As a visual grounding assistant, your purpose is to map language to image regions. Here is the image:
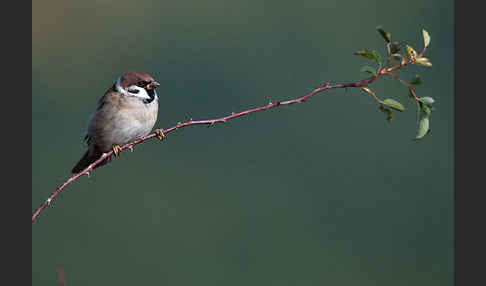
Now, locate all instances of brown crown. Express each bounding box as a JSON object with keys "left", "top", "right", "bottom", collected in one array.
[{"left": 118, "top": 71, "right": 155, "bottom": 88}]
